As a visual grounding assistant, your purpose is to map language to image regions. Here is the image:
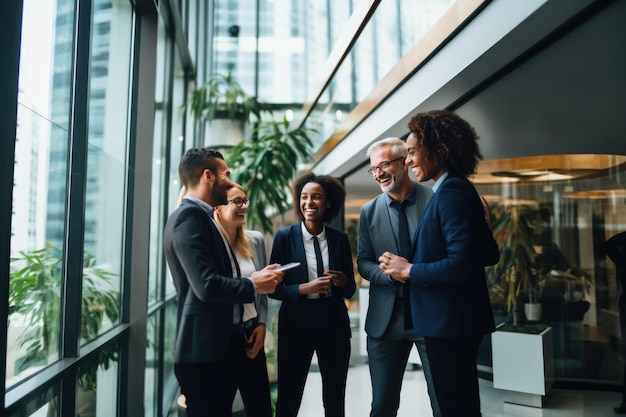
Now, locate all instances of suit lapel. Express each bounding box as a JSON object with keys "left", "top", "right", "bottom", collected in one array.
[
  {"left": 412, "top": 182, "right": 438, "bottom": 254},
  {"left": 326, "top": 229, "right": 338, "bottom": 270},
  {"left": 376, "top": 195, "right": 398, "bottom": 254},
  {"left": 291, "top": 223, "right": 308, "bottom": 283}
]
